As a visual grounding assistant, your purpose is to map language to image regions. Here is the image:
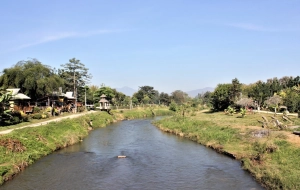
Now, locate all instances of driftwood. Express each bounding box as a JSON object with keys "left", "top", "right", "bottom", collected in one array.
[
  {"left": 282, "top": 115, "right": 293, "bottom": 123},
  {"left": 258, "top": 116, "right": 286, "bottom": 130},
  {"left": 271, "top": 116, "right": 286, "bottom": 130},
  {"left": 258, "top": 116, "right": 269, "bottom": 128}
]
